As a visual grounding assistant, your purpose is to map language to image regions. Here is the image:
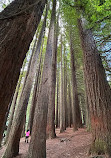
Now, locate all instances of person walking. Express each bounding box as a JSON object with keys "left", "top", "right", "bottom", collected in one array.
[{"left": 25, "top": 129, "right": 30, "bottom": 143}]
